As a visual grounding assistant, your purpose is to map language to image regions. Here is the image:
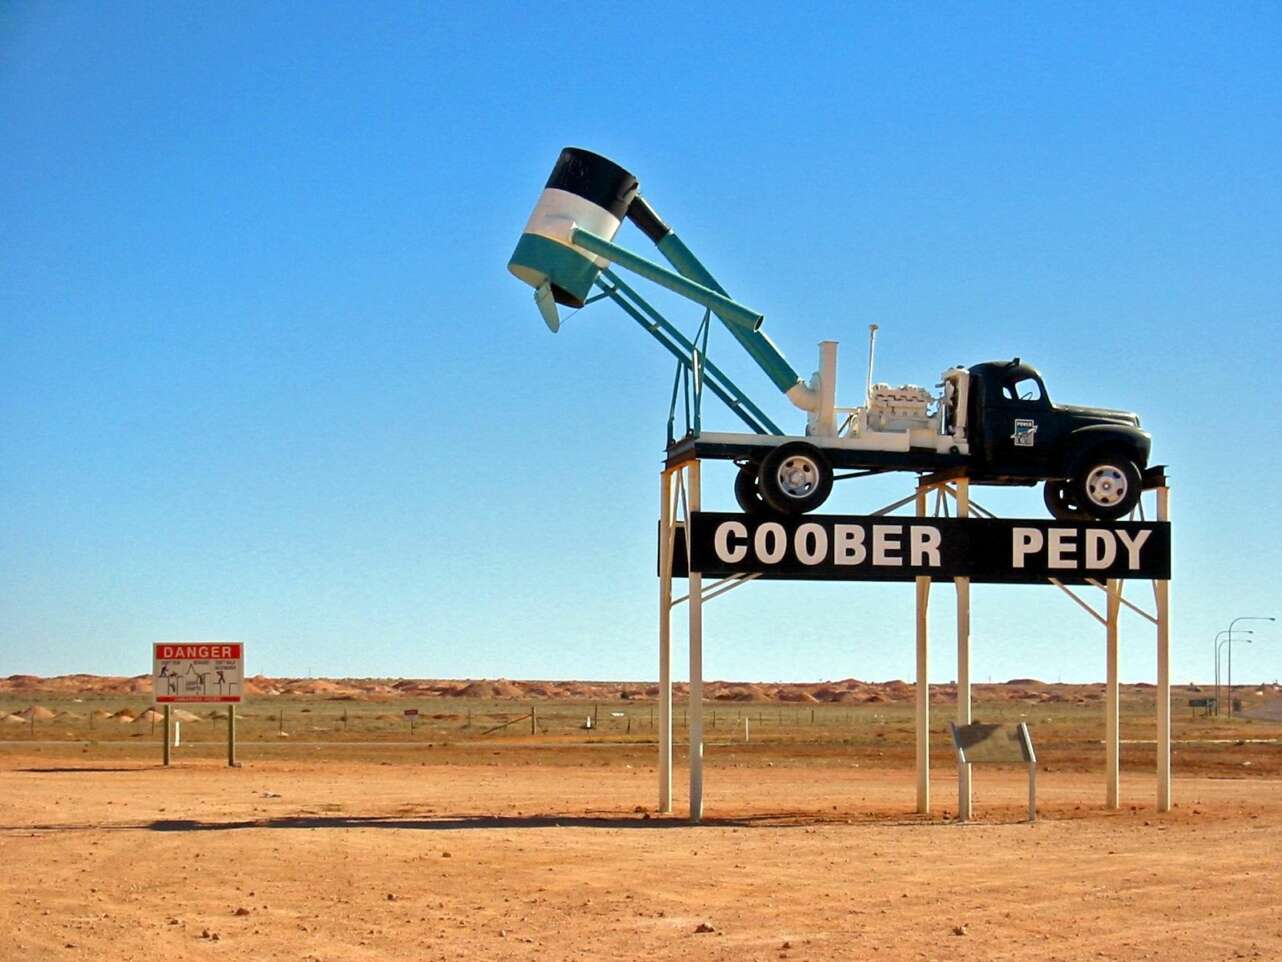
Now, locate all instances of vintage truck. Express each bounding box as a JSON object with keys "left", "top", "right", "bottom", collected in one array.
[
  {"left": 683, "top": 356, "right": 1153, "bottom": 521},
  {"left": 508, "top": 147, "right": 1157, "bottom": 522}
]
